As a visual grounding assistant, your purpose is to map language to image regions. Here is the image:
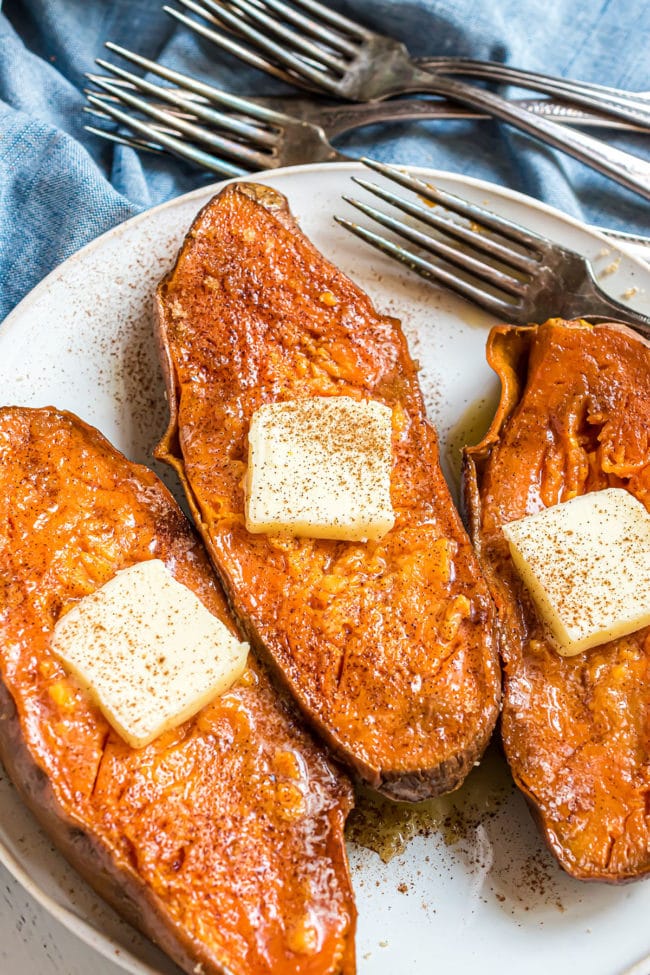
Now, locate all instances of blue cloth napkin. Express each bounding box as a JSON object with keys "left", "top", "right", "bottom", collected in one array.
[{"left": 1, "top": 0, "right": 649, "bottom": 321}]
